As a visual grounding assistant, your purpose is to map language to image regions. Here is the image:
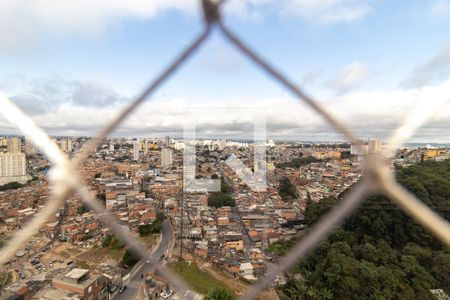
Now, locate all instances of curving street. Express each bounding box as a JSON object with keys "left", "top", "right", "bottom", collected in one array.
[{"left": 114, "top": 219, "right": 173, "bottom": 300}]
